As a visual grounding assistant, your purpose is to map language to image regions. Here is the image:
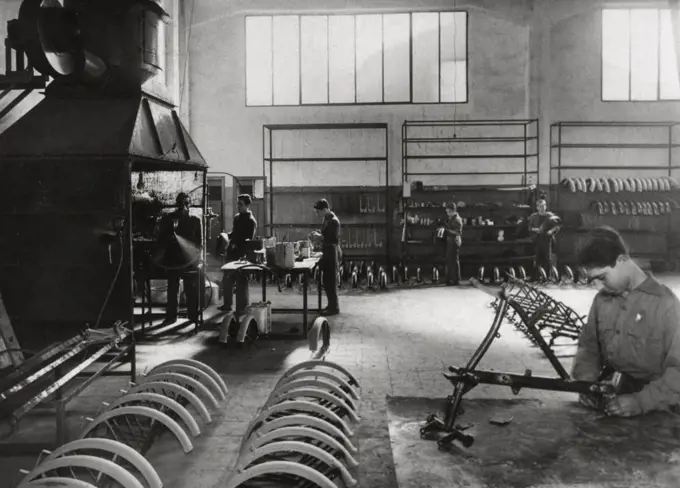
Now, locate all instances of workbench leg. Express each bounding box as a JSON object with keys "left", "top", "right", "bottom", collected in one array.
[
  {"left": 129, "top": 343, "right": 137, "bottom": 384},
  {"left": 54, "top": 365, "right": 65, "bottom": 447},
  {"left": 262, "top": 271, "right": 267, "bottom": 301},
  {"left": 303, "top": 271, "right": 309, "bottom": 337},
  {"left": 317, "top": 271, "right": 322, "bottom": 311}
]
